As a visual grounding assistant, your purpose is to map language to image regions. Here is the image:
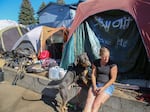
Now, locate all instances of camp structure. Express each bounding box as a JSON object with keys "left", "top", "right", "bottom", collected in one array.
[
  {"left": 0, "top": 20, "right": 28, "bottom": 52},
  {"left": 12, "top": 26, "right": 68, "bottom": 60},
  {"left": 60, "top": 0, "right": 150, "bottom": 80},
  {"left": 37, "top": 2, "right": 77, "bottom": 28}
]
